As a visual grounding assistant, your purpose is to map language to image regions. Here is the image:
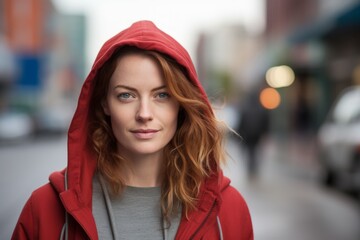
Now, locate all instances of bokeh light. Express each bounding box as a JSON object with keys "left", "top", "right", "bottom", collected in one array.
[
  {"left": 259, "top": 87, "right": 281, "bottom": 109},
  {"left": 265, "top": 65, "right": 295, "bottom": 88}
]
